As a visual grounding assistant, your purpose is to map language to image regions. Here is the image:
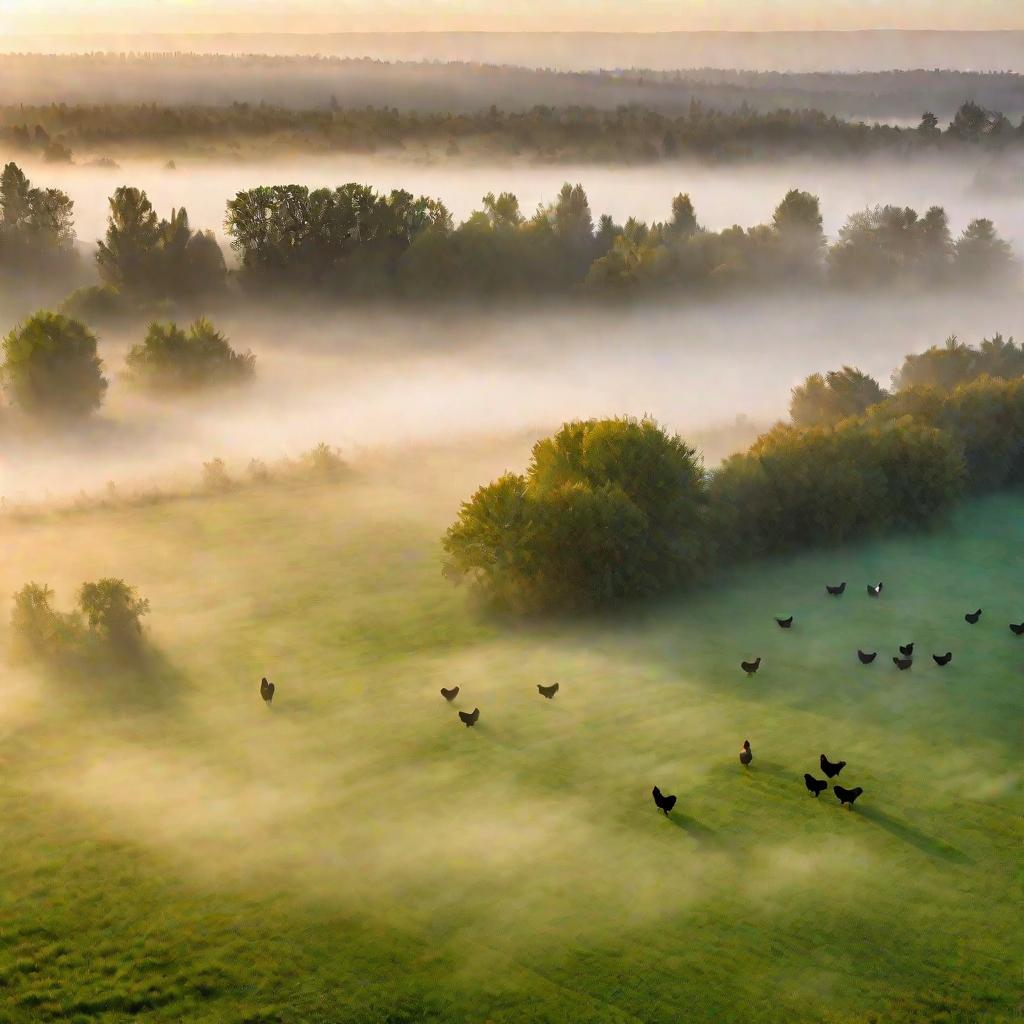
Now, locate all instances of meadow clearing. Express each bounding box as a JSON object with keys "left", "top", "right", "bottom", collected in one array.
[{"left": 0, "top": 439, "right": 1020, "bottom": 1024}]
